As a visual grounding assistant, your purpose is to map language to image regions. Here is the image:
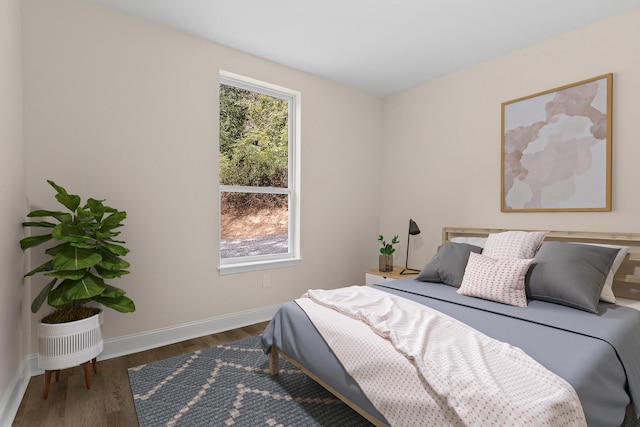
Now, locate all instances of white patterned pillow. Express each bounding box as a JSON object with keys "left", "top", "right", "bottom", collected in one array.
[
  {"left": 458, "top": 252, "right": 533, "bottom": 307},
  {"left": 483, "top": 231, "right": 547, "bottom": 259}
]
